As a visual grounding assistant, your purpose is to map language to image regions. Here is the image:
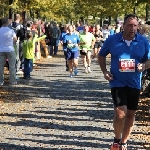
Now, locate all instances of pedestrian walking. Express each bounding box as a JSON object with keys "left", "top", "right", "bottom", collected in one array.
[{"left": 98, "top": 14, "right": 150, "bottom": 150}]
